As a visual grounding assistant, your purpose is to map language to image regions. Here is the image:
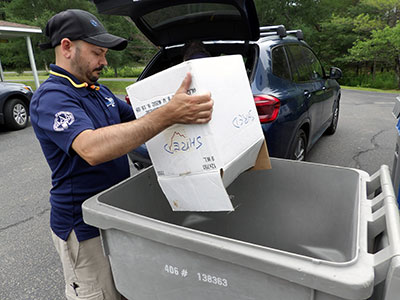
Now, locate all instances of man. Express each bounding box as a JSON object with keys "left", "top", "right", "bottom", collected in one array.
[{"left": 30, "top": 9, "right": 213, "bottom": 300}]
